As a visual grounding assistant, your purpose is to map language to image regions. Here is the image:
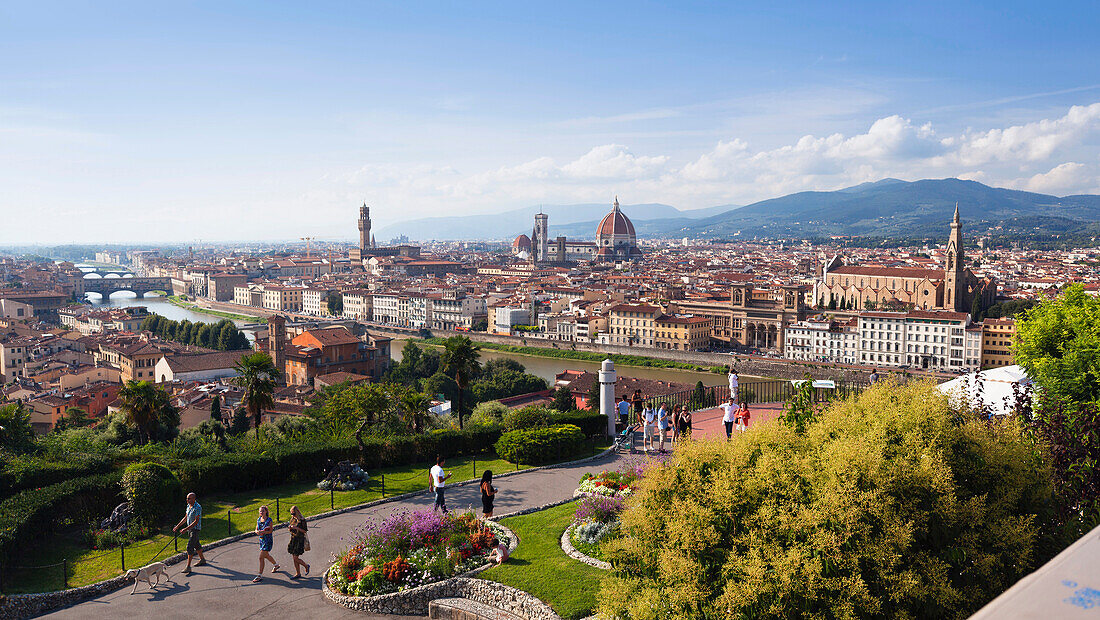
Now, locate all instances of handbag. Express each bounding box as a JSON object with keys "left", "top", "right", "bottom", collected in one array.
[{"left": 303, "top": 533, "right": 311, "bottom": 553}]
